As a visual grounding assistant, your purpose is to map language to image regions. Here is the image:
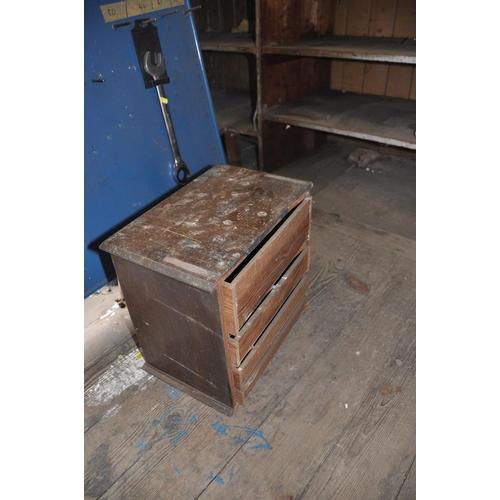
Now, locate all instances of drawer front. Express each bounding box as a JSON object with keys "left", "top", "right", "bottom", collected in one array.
[
  {"left": 220, "top": 197, "right": 311, "bottom": 334},
  {"left": 232, "top": 275, "right": 308, "bottom": 390},
  {"left": 228, "top": 247, "right": 310, "bottom": 367},
  {"left": 233, "top": 290, "right": 308, "bottom": 404}
]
